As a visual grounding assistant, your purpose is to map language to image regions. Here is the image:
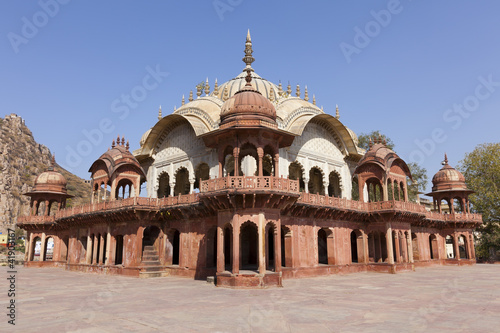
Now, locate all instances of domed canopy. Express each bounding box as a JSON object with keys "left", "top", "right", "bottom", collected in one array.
[
  {"left": 25, "top": 157, "right": 72, "bottom": 197},
  {"left": 354, "top": 140, "right": 412, "bottom": 179},
  {"left": 430, "top": 154, "right": 470, "bottom": 193},
  {"left": 219, "top": 70, "right": 277, "bottom": 129},
  {"left": 89, "top": 136, "right": 146, "bottom": 179}
]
